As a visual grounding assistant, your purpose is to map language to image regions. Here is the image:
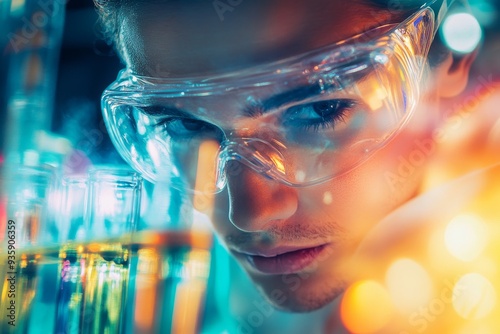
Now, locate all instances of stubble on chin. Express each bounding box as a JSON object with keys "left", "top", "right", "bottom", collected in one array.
[
  {"left": 288, "top": 284, "right": 347, "bottom": 313},
  {"left": 251, "top": 270, "right": 349, "bottom": 313}
]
